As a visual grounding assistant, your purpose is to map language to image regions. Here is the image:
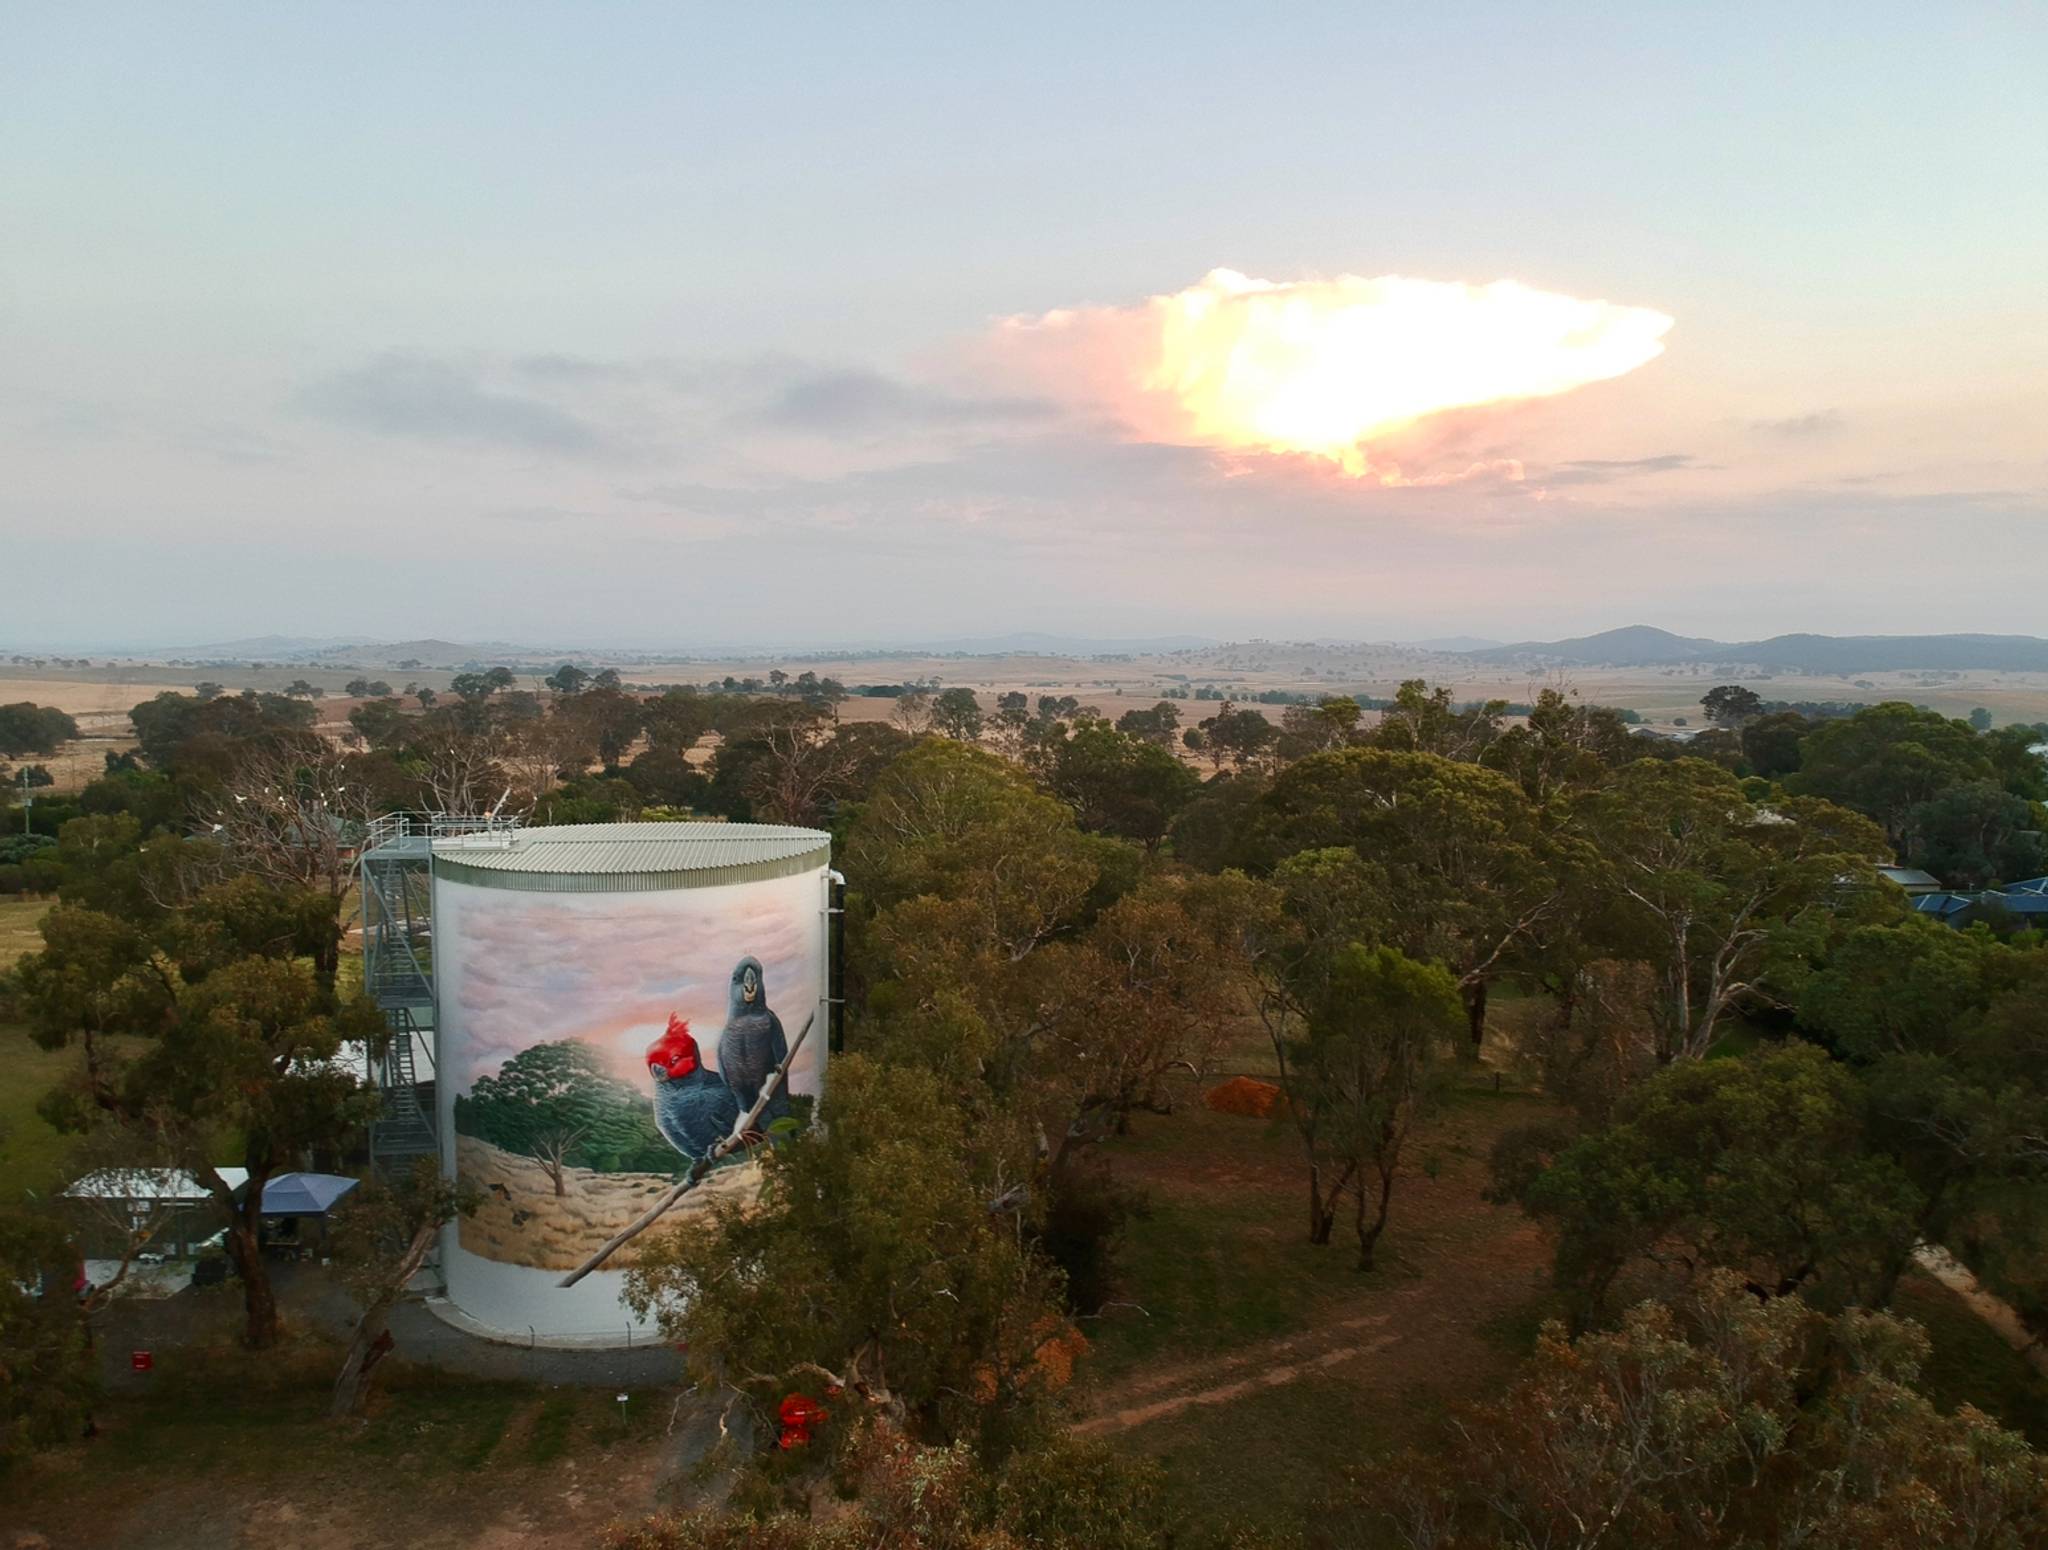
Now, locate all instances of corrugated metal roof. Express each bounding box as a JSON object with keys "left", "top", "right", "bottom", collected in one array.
[
  {"left": 1912, "top": 892, "right": 1977, "bottom": 917},
  {"left": 431, "top": 821, "right": 829, "bottom": 892}
]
